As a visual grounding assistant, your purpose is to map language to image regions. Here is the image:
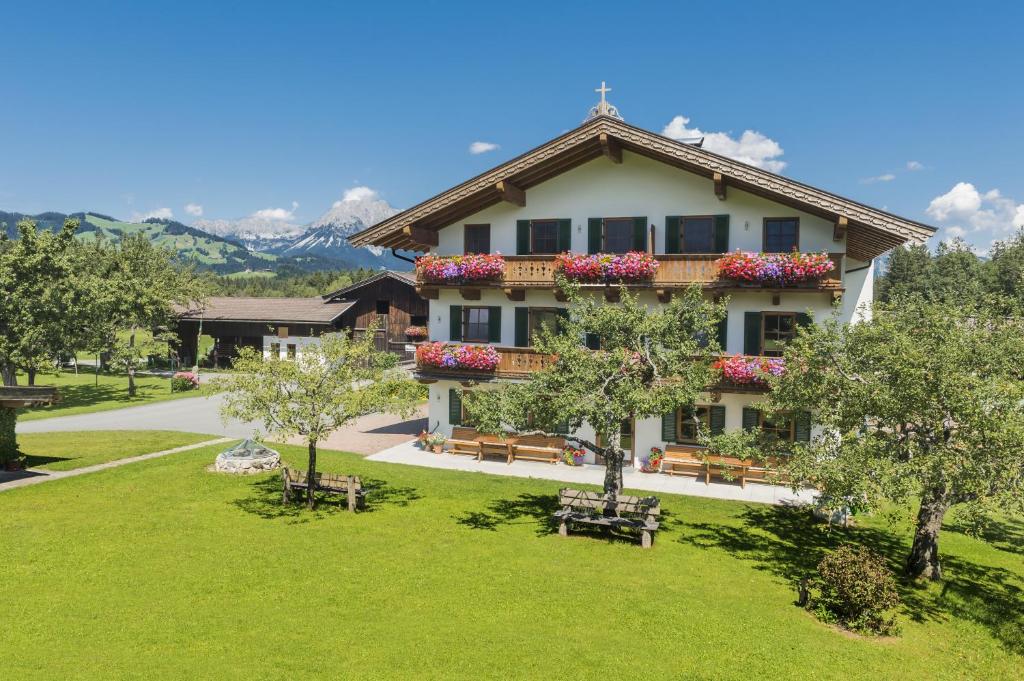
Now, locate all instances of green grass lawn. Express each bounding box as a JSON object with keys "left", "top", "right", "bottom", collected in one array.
[
  {"left": 17, "top": 370, "right": 211, "bottom": 421},
  {"left": 17, "top": 430, "right": 217, "bottom": 471},
  {"left": 0, "top": 440, "right": 1020, "bottom": 680}
]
